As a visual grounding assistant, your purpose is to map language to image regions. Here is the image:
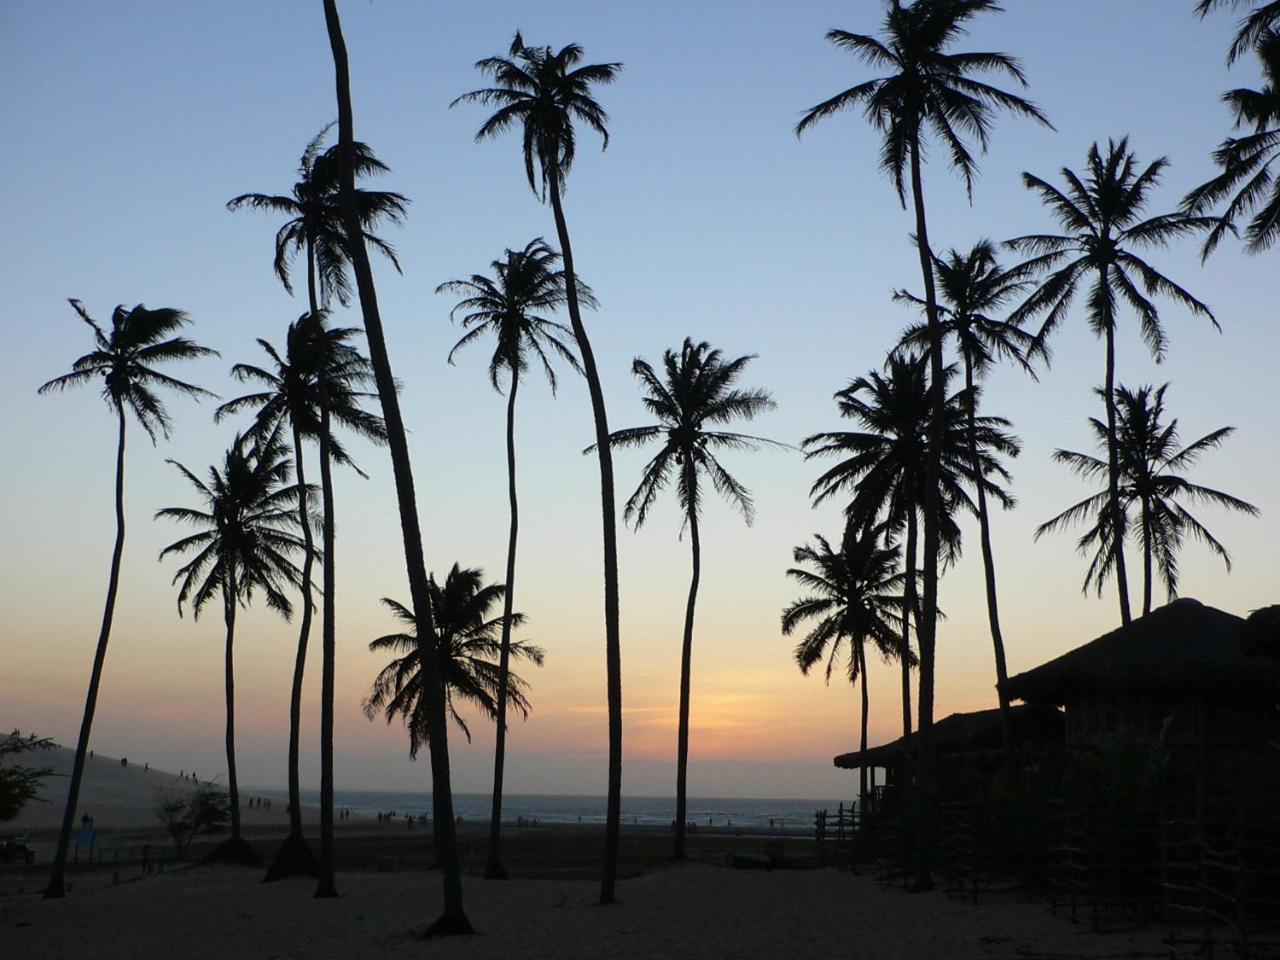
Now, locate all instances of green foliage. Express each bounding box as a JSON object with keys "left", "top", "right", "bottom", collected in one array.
[
  {"left": 154, "top": 781, "right": 231, "bottom": 855},
  {"left": 0, "top": 731, "right": 54, "bottom": 823}
]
